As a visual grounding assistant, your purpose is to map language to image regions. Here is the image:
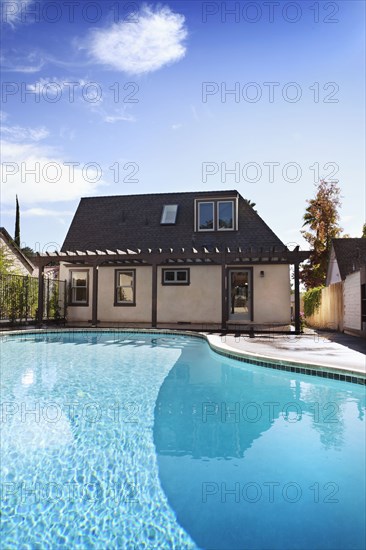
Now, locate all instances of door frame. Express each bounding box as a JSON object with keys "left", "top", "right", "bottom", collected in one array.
[{"left": 227, "top": 267, "right": 254, "bottom": 322}]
